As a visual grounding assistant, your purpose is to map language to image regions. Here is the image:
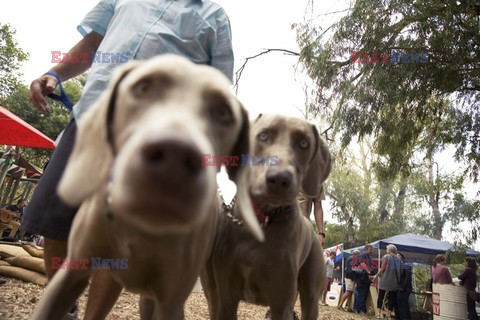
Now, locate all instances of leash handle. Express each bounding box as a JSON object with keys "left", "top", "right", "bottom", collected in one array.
[{"left": 44, "top": 71, "right": 74, "bottom": 110}]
